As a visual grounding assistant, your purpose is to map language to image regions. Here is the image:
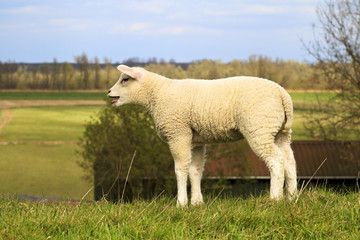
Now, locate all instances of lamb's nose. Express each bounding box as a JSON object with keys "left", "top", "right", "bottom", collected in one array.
[{"left": 108, "top": 90, "right": 111, "bottom": 94}]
